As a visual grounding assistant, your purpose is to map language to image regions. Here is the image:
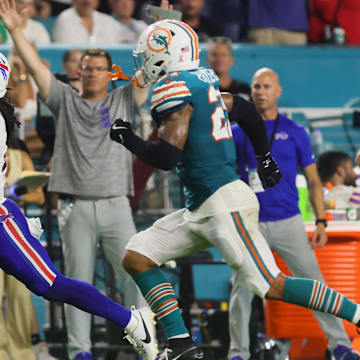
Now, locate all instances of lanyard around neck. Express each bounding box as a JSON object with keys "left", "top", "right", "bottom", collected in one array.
[{"left": 268, "top": 113, "right": 280, "bottom": 150}]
